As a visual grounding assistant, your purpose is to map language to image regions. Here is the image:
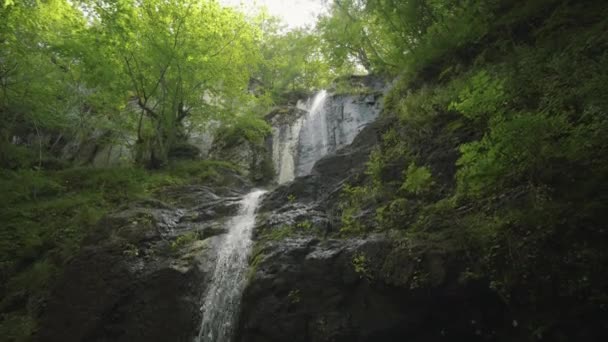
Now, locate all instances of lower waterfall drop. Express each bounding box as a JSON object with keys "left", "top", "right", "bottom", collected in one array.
[{"left": 195, "top": 189, "right": 267, "bottom": 342}]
